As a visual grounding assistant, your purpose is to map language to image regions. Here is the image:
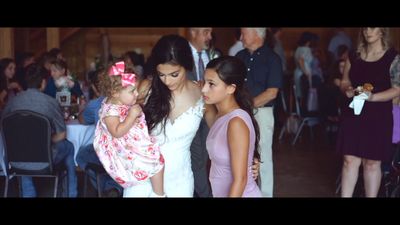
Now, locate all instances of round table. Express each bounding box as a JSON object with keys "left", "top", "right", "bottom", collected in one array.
[{"left": 66, "top": 120, "right": 96, "bottom": 165}]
